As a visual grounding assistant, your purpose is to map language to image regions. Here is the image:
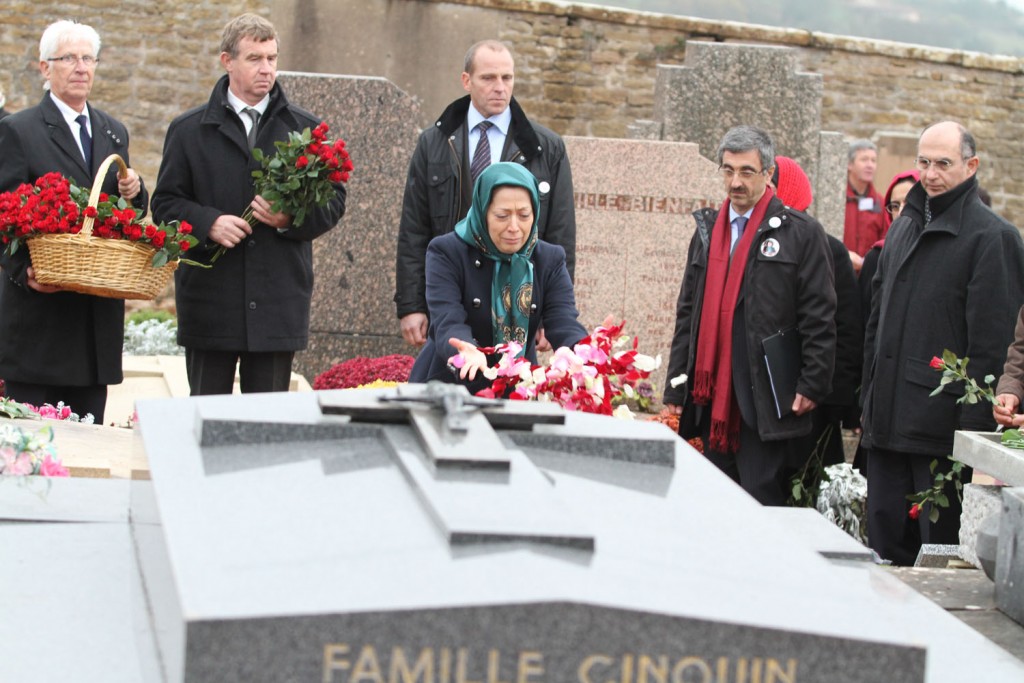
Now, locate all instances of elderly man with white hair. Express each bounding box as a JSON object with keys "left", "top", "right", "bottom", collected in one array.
[{"left": 0, "top": 19, "right": 147, "bottom": 422}]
